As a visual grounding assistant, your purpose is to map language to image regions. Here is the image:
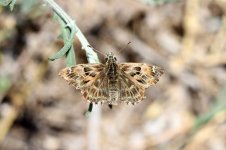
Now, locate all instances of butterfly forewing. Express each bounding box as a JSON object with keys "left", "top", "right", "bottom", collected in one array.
[
  {"left": 58, "top": 64, "right": 105, "bottom": 89},
  {"left": 119, "top": 63, "right": 164, "bottom": 88}
]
